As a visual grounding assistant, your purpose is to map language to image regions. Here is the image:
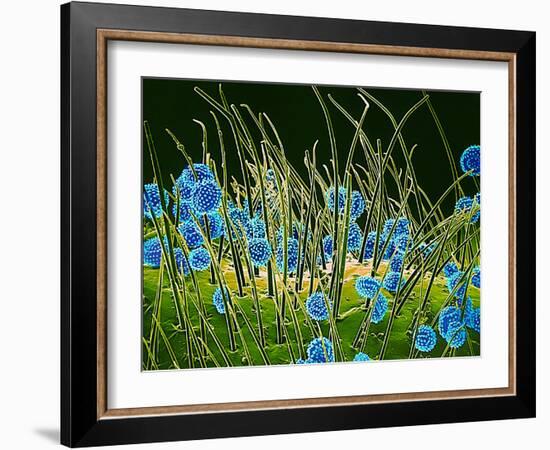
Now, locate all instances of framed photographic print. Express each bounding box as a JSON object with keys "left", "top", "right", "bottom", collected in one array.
[{"left": 61, "top": 1, "right": 536, "bottom": 447}]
